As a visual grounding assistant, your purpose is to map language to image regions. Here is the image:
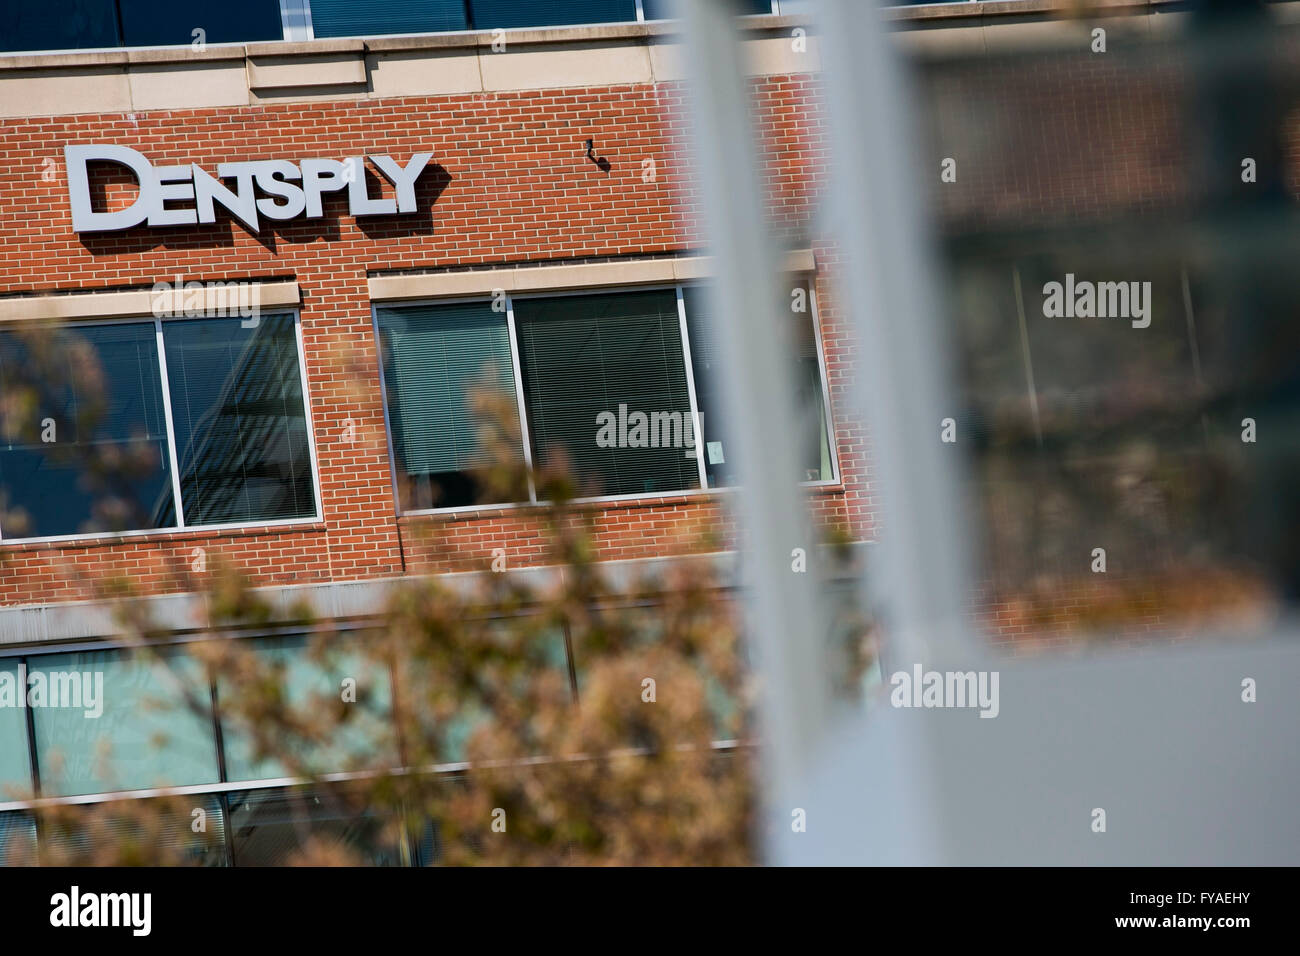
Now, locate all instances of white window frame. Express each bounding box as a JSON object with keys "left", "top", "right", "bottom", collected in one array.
[
  {"left": 0, "top": 309, "right": 323, "bottom": 545},
  {"left": 371, "top": 278, "right": 839, "bottom": 517}
]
